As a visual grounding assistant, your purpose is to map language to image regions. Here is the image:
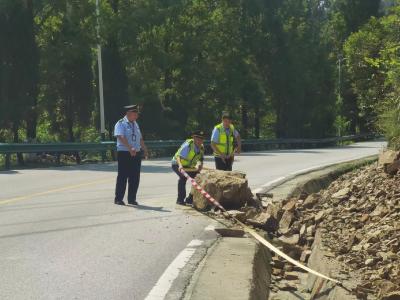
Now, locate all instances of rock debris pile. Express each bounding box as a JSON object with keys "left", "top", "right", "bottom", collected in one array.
[
  {"left": 199, "top": 151, "right": 400, "bottom": 298},
  {"left": 225, "top": 152, "right": 399, "bottom": 299},
  {"left": 315, "top": 163, "right": 400, "bottom": 299}
]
